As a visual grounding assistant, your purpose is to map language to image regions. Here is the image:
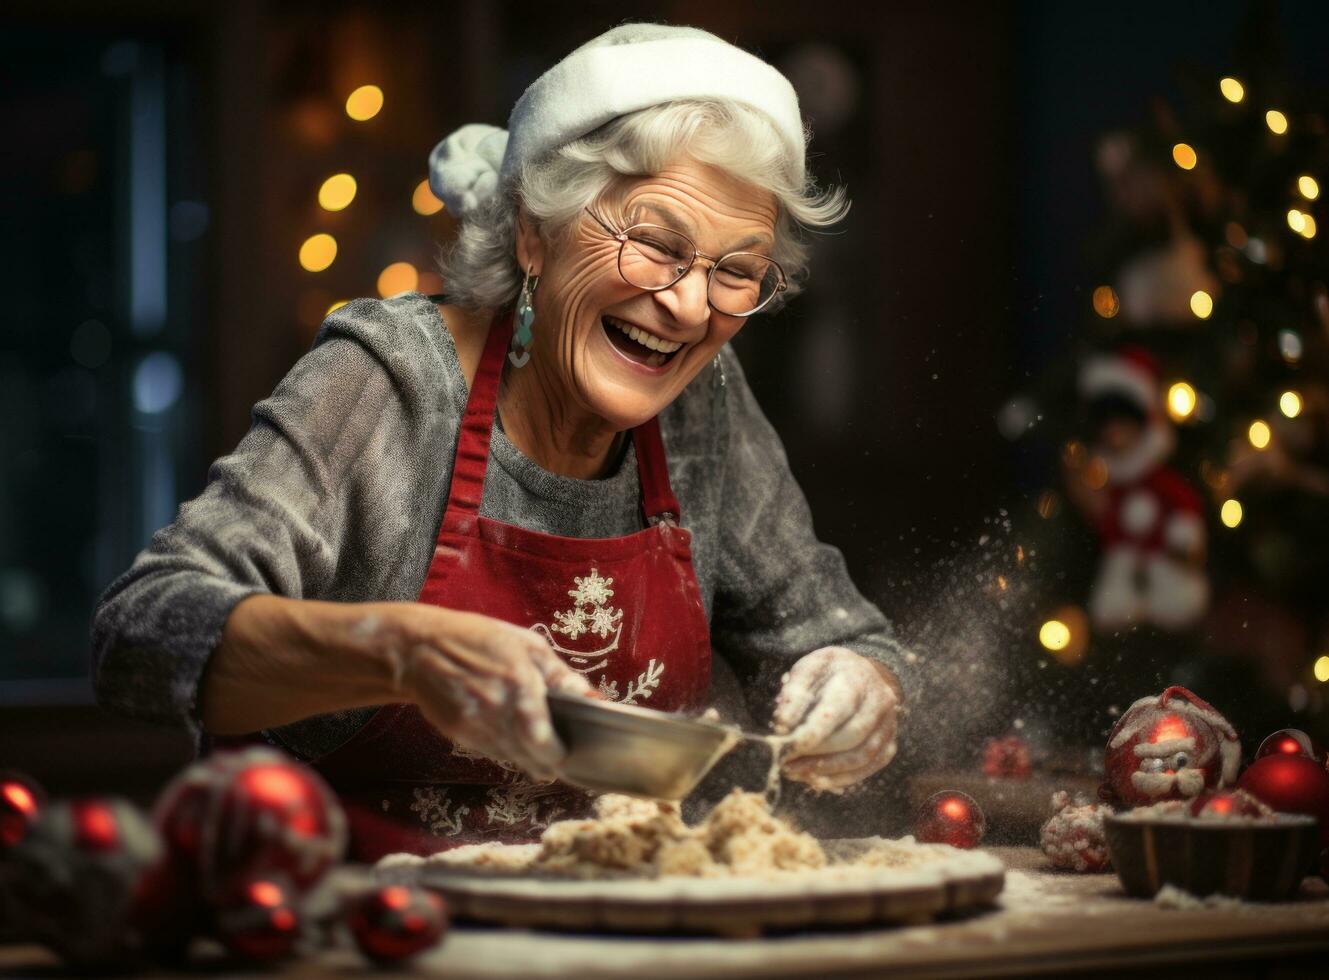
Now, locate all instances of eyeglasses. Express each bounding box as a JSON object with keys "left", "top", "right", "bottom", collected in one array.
[{"left": 584, "top": 207, "right": 787, "bottom": 317}]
